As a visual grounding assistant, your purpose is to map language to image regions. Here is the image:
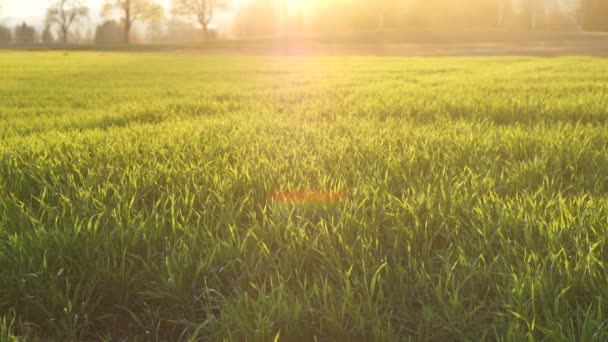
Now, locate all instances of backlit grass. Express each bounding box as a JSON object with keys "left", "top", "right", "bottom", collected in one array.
[{"left": 1, "top": 52, "right": 608, "bottom": 340}]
